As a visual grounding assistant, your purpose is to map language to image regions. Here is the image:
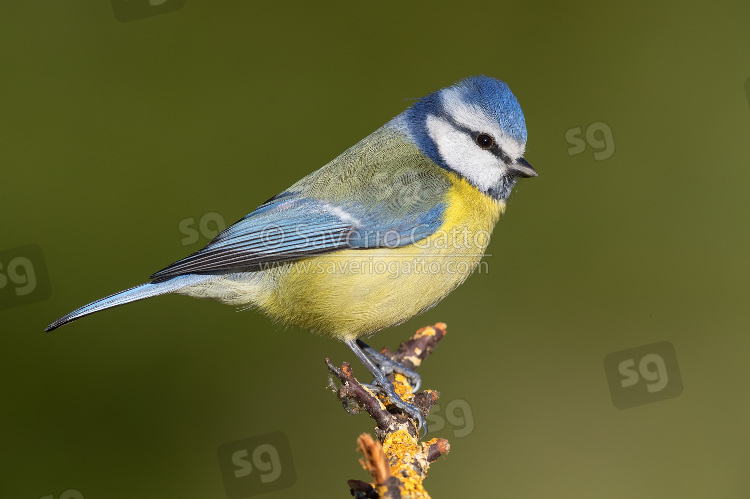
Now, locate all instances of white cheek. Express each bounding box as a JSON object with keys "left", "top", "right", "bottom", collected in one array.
[{"left": 426, "top": 115, "right": 503, "bottom": 192}]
